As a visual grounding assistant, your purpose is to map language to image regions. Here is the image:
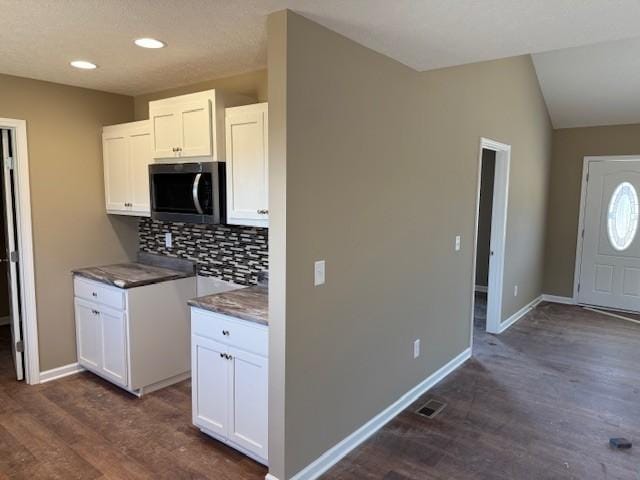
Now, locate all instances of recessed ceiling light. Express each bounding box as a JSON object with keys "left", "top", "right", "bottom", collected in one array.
[
  {"left": 134, "top": 38, "right": 166, "bottom": 49},
  {"left": 70, "top": 60, "right": 97, "bottom": 70}
]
